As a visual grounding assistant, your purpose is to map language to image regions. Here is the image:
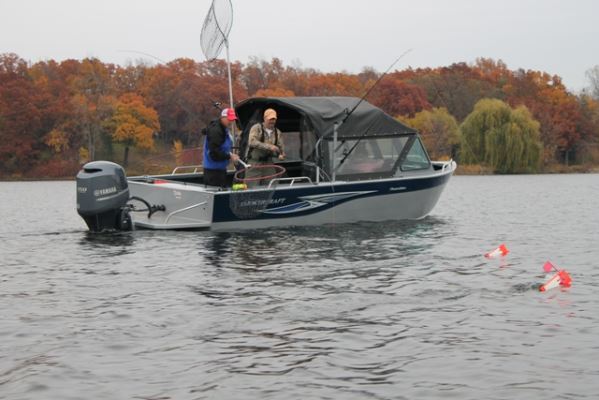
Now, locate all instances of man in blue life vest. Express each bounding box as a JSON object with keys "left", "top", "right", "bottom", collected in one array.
[{"left": 203, "top": 108, "right": 240, "bottom": 187}]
